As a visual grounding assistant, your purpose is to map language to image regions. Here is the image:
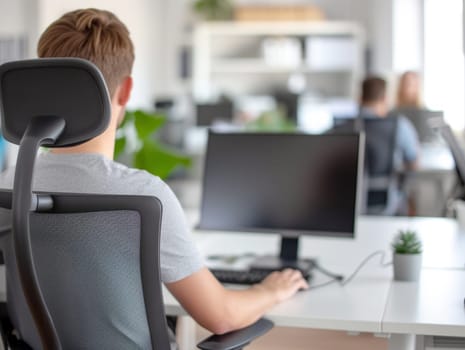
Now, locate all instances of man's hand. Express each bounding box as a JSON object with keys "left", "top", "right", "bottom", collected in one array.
[{"left": 254, "top": 269, "right": 309, "bottom": 303}]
